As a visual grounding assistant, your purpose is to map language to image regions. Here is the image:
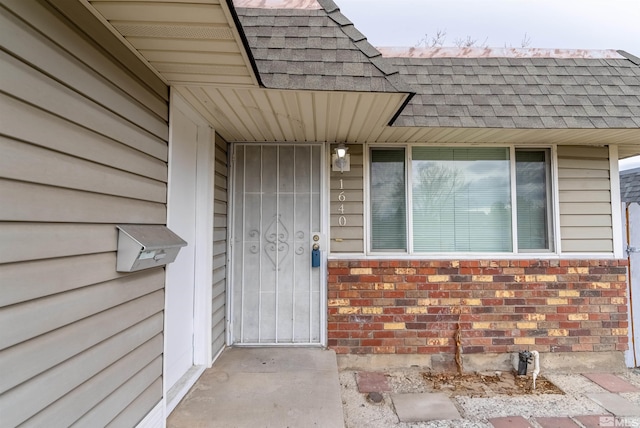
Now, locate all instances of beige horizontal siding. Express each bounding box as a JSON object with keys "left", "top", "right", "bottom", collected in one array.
[
  {"left": 0, "top": 292, "right": 164, "bottom": 394},
  {"left": 2, "top": 315, "right": 163, "bottom": 427},
  {"left": 557, "top": 146, "right": 613, "bottom": 253},
  {"left": 0, "top": 179, "right": 166, "bottom": 223},
  {"left": 212, "top": 135, "right": 228, "bottom": 357},
  {"left": 1, "top": 51, "right": 167, "bottom": 161},
  {"left": 0, "top": 137, "right": 166, "bottom": 202},
  {"left": 330, "top": 144, "right": 365, "bottom": 253},
  {"left": 4, "top": 0, "right": 167, "bottom": 115},
  {"left": 22, "top": 341, "right": 162, "bottom": 428},
  {"left": 0, "top": 94, "right": 167, "bottom": 181},
  {"left": 0, "top": 6, "right": 167, "bottom": 138},
  {"left": 0, "top": 223, "right": 117, "bottom": 264},
  {"left": 1, "top": 253, "right": 123, "bottom": 307},
  {"left": 0, "top": 1, "right": 168, "bottom": 426},
  {"left": 0, "top": 269, "right": 164, "bottom": 350},
  {"left": 72, "top": 358, "right": 164, "bottom": 428}
]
